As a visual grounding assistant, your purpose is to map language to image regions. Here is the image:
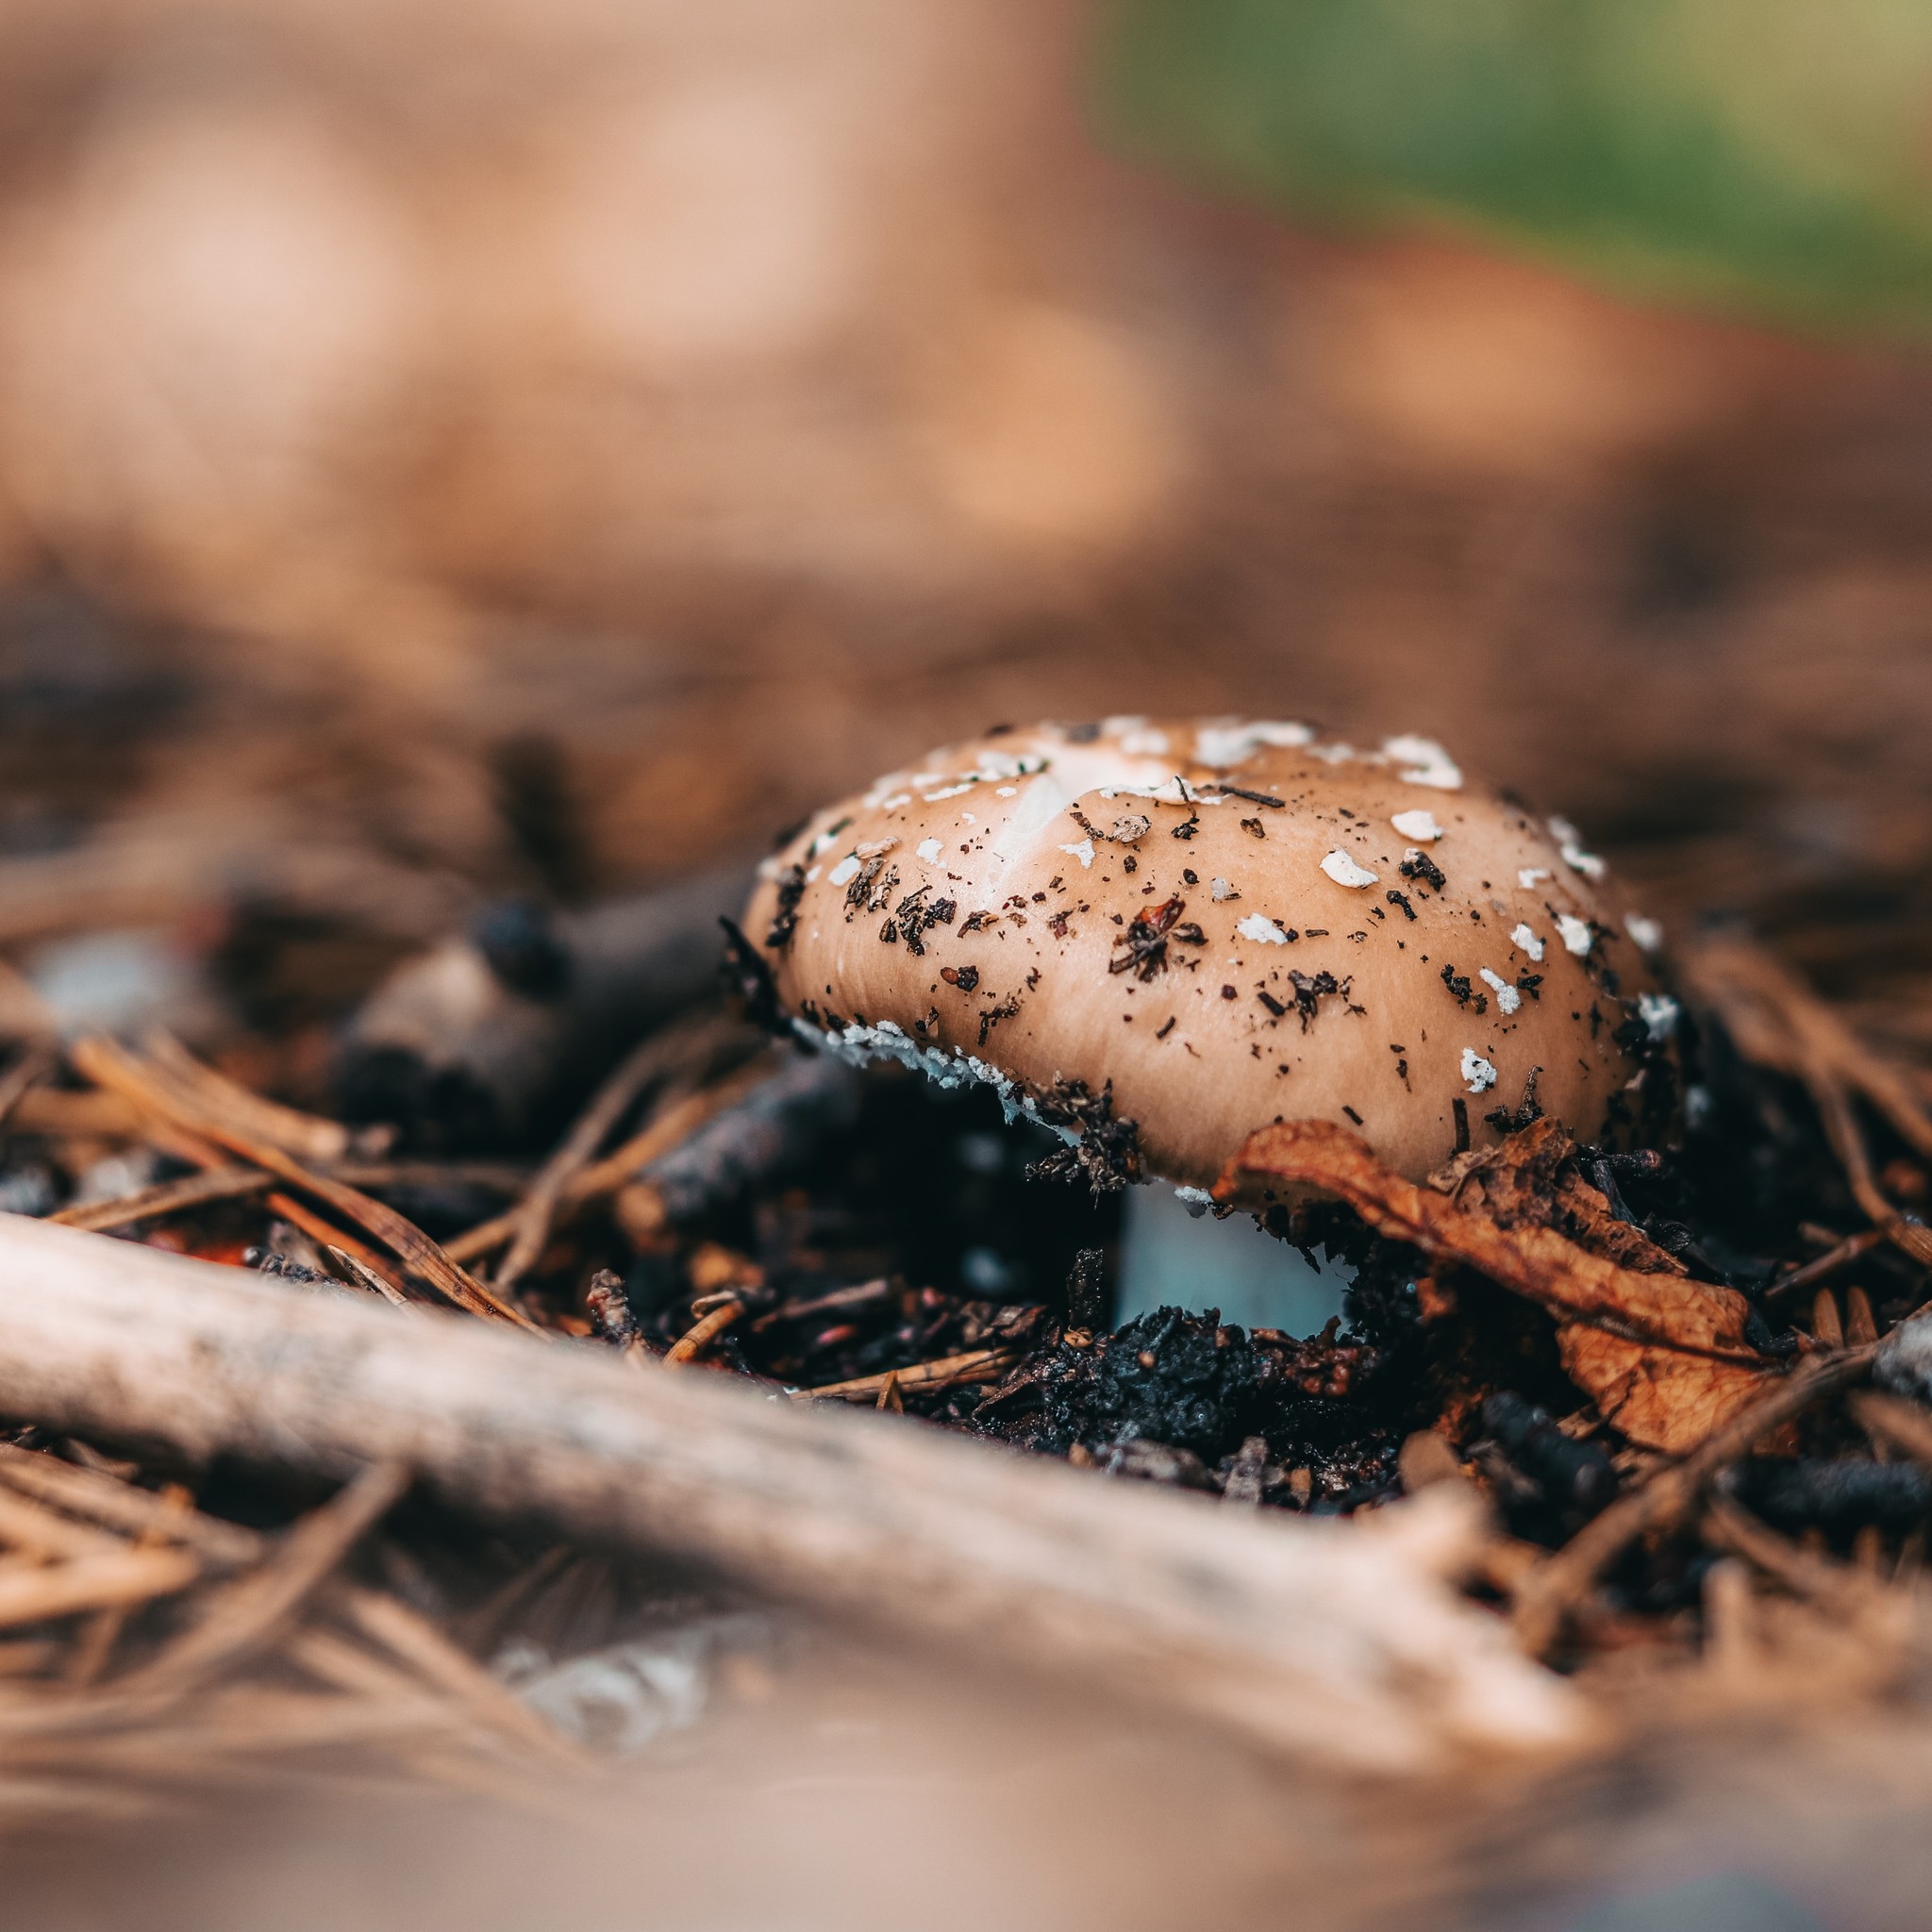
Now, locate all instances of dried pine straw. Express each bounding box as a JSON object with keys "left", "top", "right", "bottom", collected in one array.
[
  {"left": 0, "top": 924, "right": 1930, "bottom": 1802},
  {"left": 0, "top": 1448, "right": 587, "bottom": 1820}
]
